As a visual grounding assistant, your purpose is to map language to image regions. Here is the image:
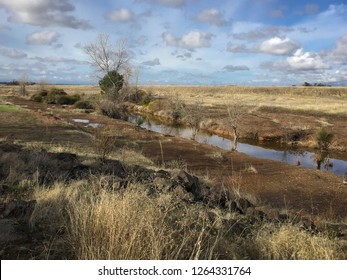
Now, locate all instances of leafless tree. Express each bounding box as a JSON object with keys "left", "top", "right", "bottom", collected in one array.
[
  {"left": 184, "top": 100, "right": 205, "bottom": 140},
  {"left": 224, "top": 97, "right": 247, "bottom": 151},
  {"left": 19, "top": 73, "right": 28, "bottom": 96},
  {"left": 84, "top": 34, "right": 130, "bottom": 98}
]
